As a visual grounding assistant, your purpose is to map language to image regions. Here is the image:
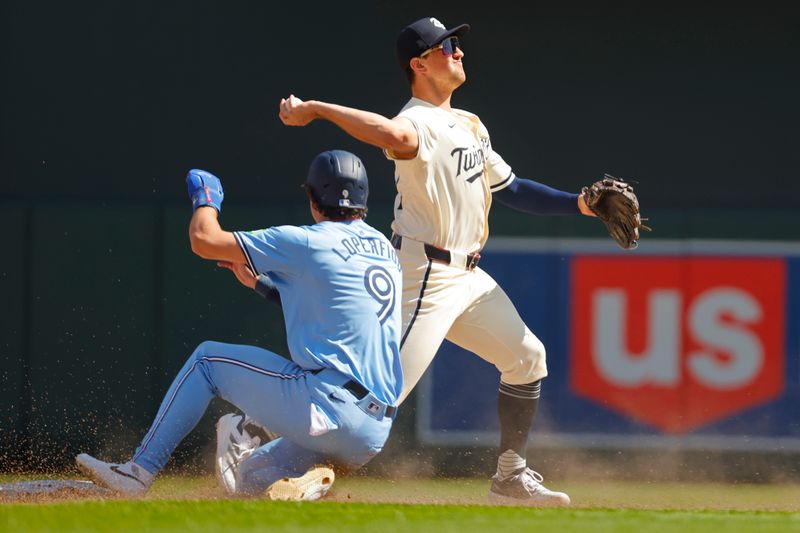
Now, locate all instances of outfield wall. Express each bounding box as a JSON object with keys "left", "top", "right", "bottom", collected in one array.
[{"left": 2, "top": 202, "right": 799, "bottom": 471}]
